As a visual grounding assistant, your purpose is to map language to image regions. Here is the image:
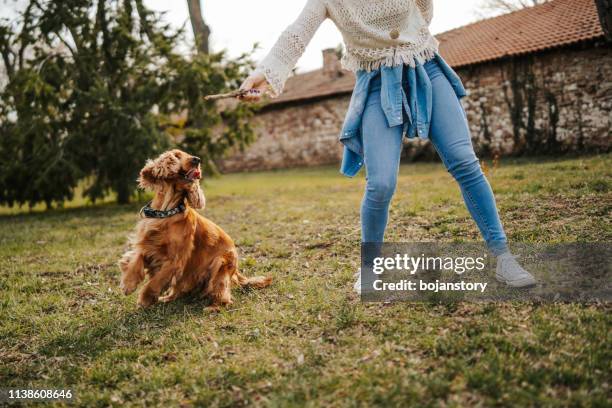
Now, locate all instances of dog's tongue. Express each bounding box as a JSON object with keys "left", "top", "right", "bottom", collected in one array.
[{"left": 191, "top": 168, "right": 201, "bottom": 179}]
